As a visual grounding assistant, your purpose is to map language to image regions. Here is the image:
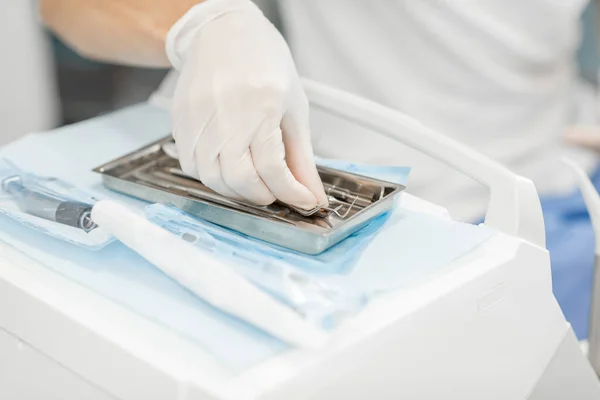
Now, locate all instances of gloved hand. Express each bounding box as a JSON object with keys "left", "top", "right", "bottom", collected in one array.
[{"left": 166, "top": 0, "right": 327, "bottom": 210}]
